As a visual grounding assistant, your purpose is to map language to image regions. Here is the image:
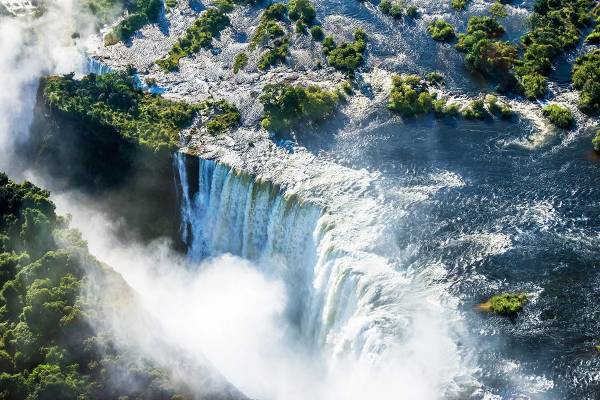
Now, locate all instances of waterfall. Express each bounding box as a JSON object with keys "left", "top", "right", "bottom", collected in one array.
[
  {"left": 174, "top": 153, "right": 460, "bottom": 371},
  {"left": 86, "top": 57, "right": 113, "bottom": 75},
  {"left": 176, "top": 153, "right": 321, "bottom": 326},
  {"left": 85, "top": 57, "right": 167, "bottom": 93}
]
